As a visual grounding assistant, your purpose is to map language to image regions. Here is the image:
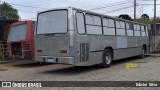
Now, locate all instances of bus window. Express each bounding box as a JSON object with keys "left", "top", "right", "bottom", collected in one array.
[
  {"left": 146, "top": 26, "right": 148, "bottom": 36},
  {"left": 134, "top": 24, "right": 141, "bottom": 36},
  {"left": 86, "top": 14, "right": 93, "bottom": 25},
  {"left": 103, "top": 18, "right": 115, "bottom": 35},
  {"left": 109, "top": 19, "right": 115, "bottom": 27},
  {"left": 126, "top": 22, "right": 134, "bottom": 36},
  {"left": 103, "top": 18, "right": 109, "bottom": 27},
  {"left": 37, "top": 10, "right": 68, "bottom": 34},
  {"left": 85, "top": 14, "right": 102, "bottom": 35},
  {"left": 8, "top": 24, "right": 27, "bottom": 42},
  {"left": 141, "top": 25, "right": 146, "bottom": 36},
  {"left": 93, "top": 16, "right": 101, "bottom": 26},
  {"left": 76, "top": 12, "right": 85, "bottom": 34},
  {"left": 116, "top": 21, "right": 126, "bottom": 35}
]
